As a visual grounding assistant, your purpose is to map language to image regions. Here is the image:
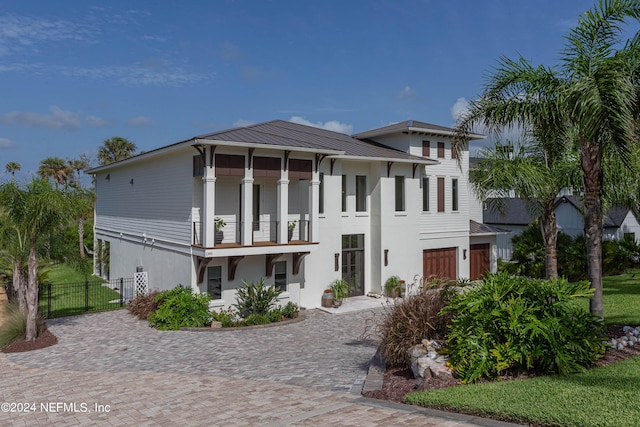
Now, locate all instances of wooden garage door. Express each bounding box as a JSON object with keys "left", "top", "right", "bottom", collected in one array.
[
  {"left": 470, "top": 243, "right": 490, "bottom": 280},
  {"left": 423, "top": 247, "right": 457, "bottom": 280}
]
